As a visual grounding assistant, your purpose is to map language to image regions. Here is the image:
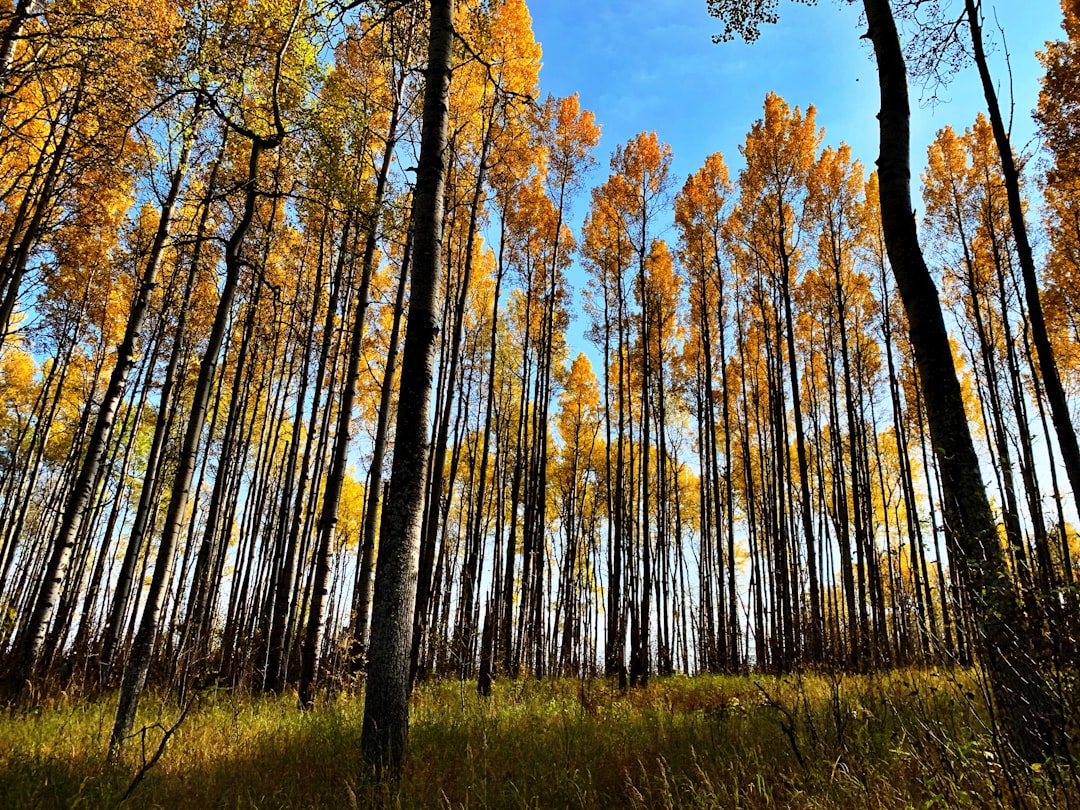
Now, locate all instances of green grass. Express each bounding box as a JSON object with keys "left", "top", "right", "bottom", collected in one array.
[{"left": 0, "top": 671, "right": 1072, "bottom": 808}]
